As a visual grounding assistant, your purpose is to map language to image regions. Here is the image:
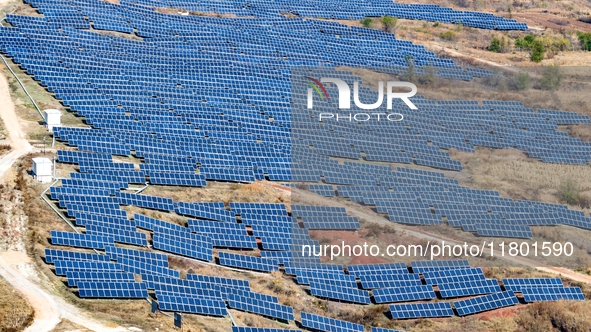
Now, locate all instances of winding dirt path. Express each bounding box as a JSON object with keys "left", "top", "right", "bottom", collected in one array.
[
  {"left": 0, "top": 70, "right": 33, "bottom": 181},
  {"left": 0, "top": 71, "right": 133, "bottom": 331}
]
